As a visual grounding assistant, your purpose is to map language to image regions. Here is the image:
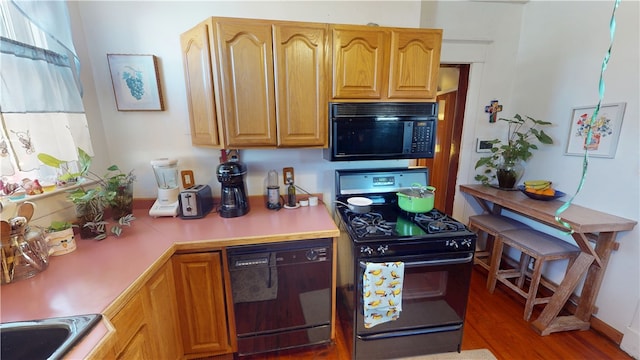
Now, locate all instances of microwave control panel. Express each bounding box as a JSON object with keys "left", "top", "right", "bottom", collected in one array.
[{"left": 409, "top": 121, "right": 434, "bottom": 153}]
